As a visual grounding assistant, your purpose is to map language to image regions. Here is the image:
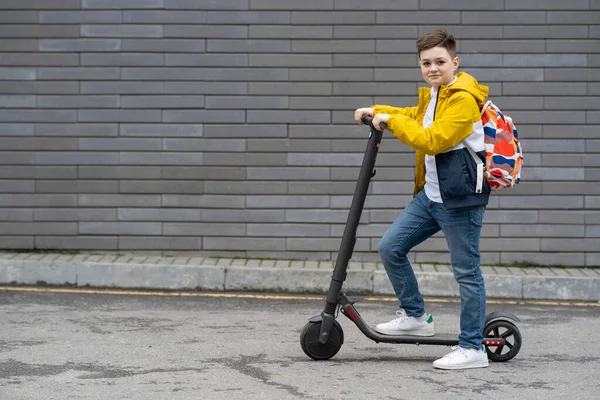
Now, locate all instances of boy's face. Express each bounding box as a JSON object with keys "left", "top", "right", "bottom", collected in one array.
[{"left": 419, "top": 46, "right": 459, "bottom": 89}]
